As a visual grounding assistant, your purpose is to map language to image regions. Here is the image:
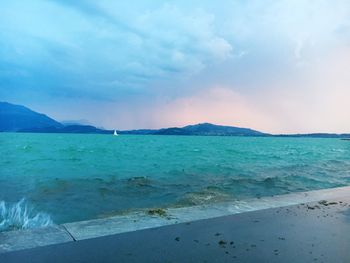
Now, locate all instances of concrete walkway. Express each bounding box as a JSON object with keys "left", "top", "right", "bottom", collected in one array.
[{"left": 1, "top": 186, "right": 350, "bottom": 262}]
